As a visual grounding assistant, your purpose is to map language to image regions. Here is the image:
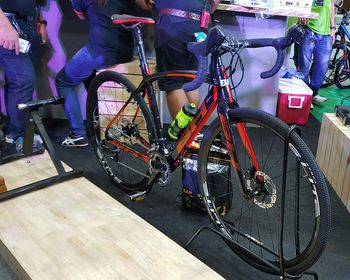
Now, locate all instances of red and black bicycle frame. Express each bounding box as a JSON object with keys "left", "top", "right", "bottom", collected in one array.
[{"left": 111, "top": 23, "right": 261, "bottom": 194}]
